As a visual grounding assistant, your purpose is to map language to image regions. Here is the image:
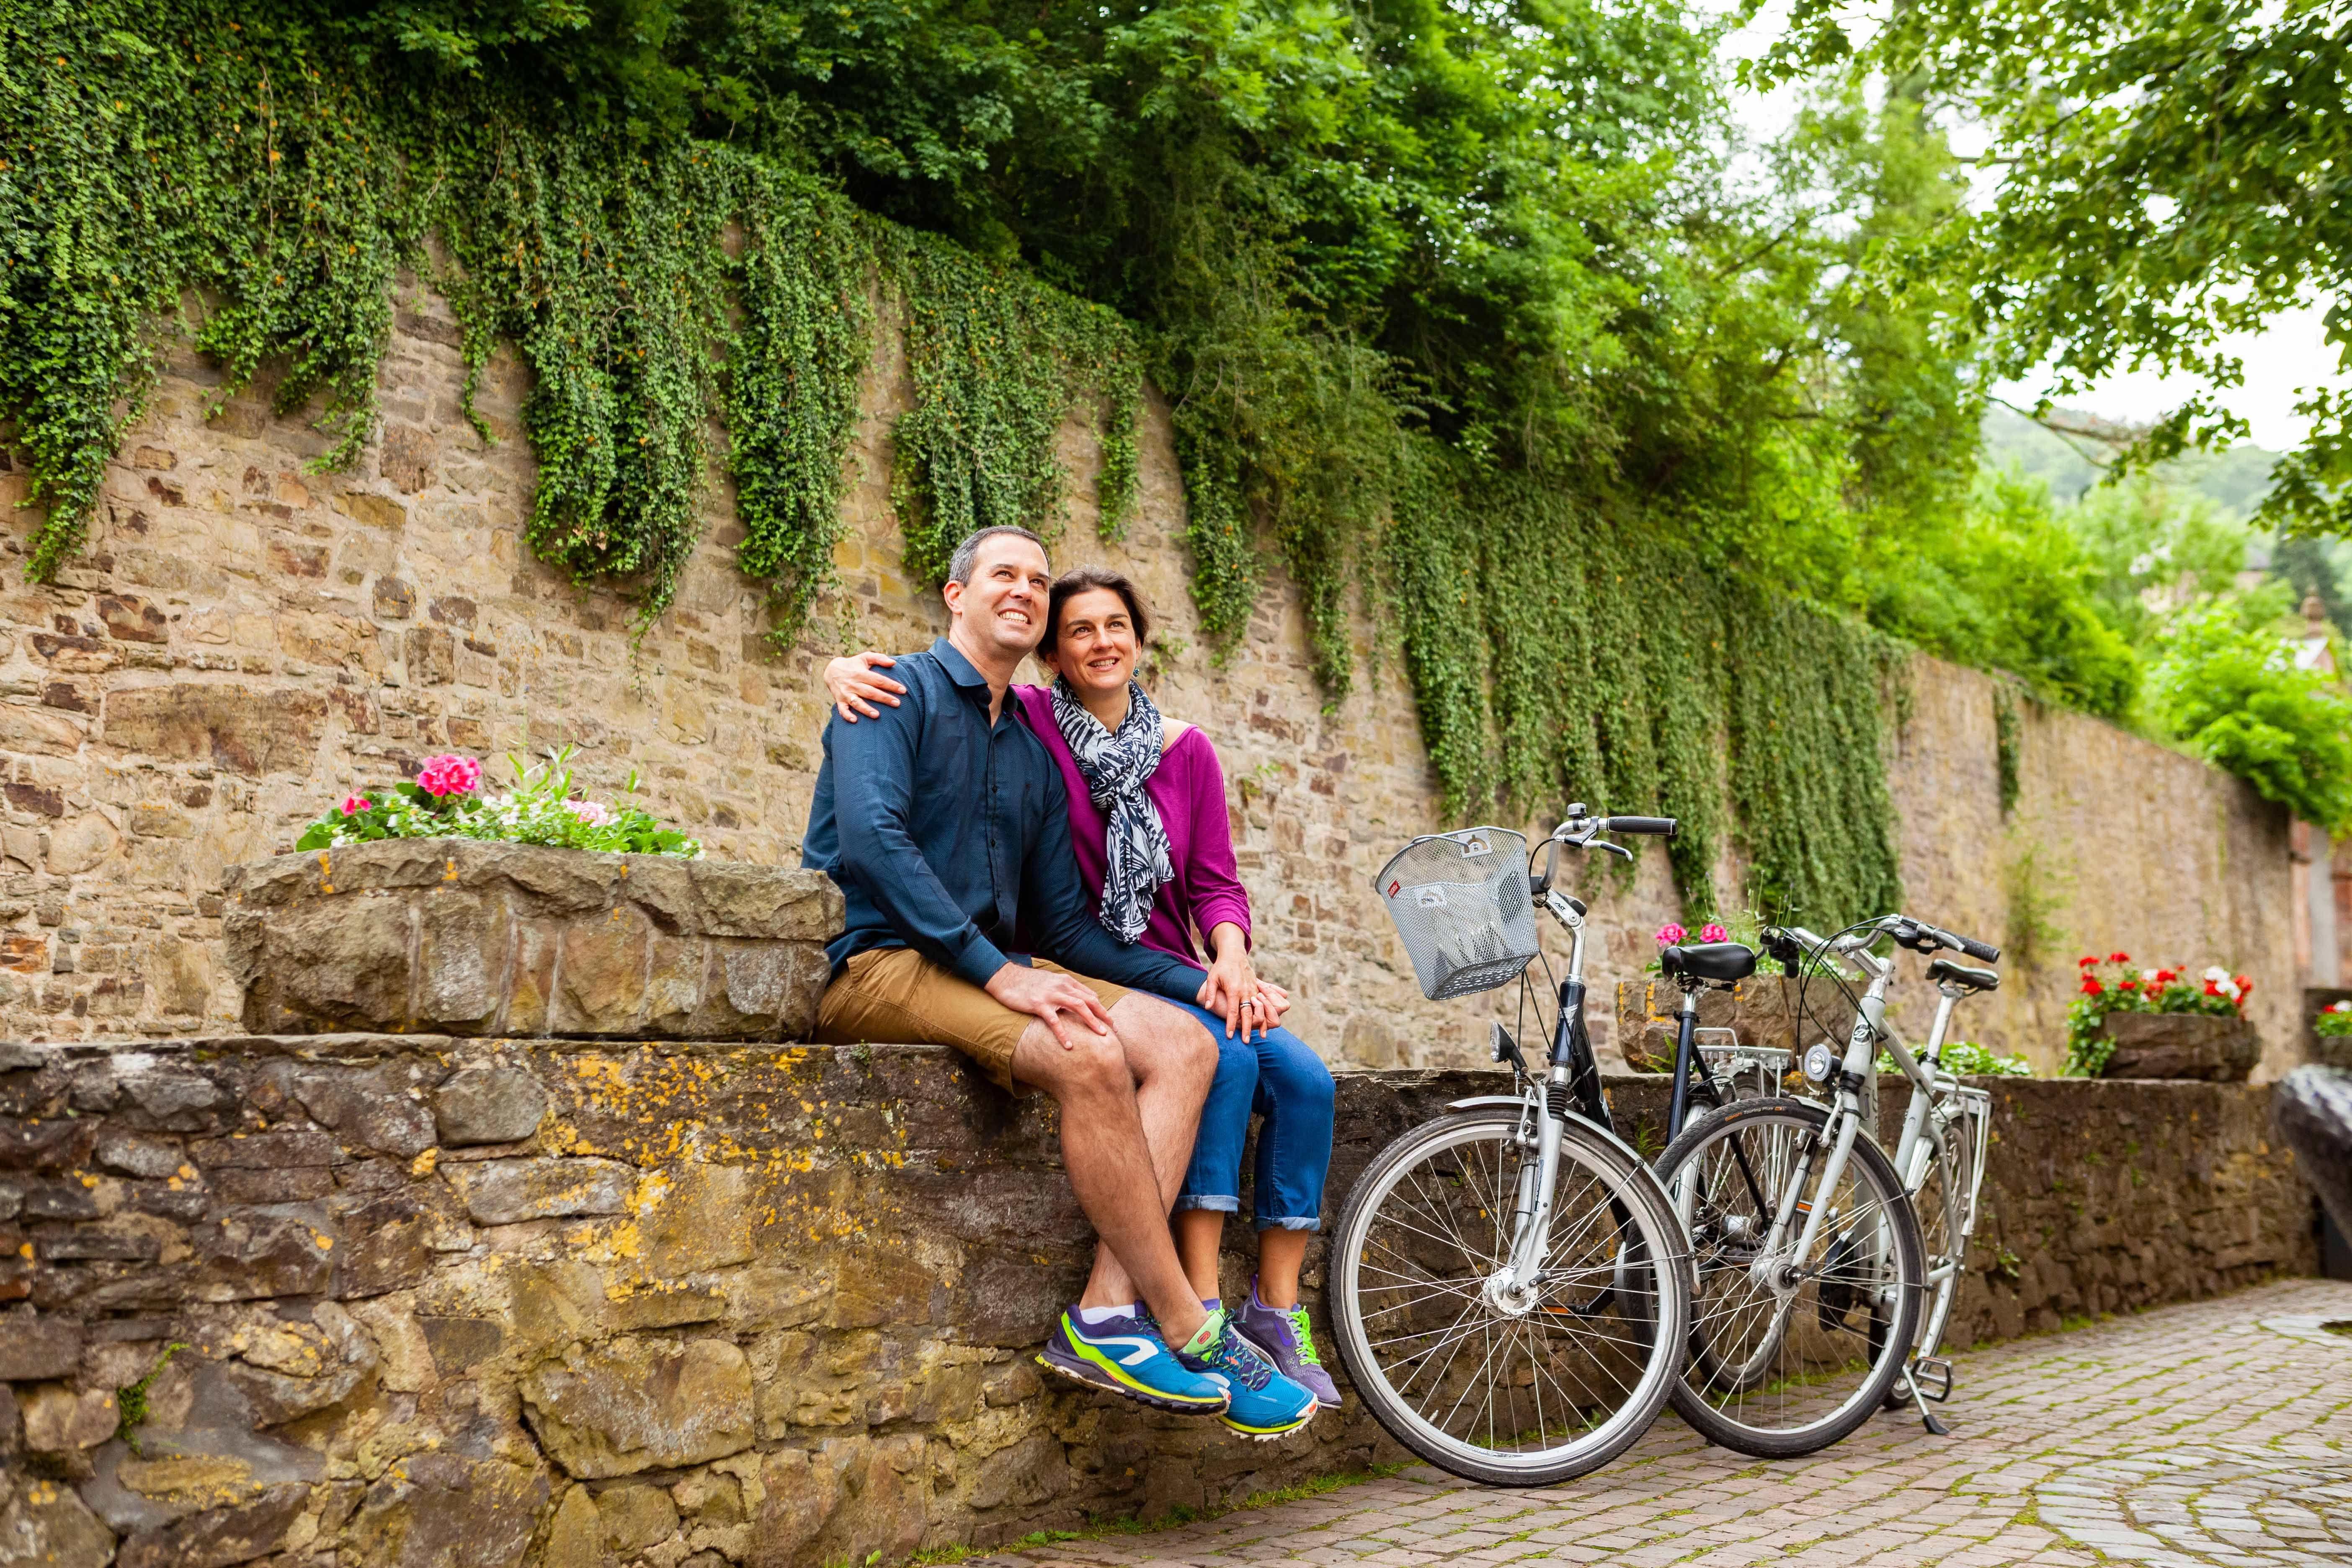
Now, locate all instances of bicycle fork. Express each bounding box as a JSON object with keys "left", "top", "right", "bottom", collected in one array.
[{"left": 1501, "top": 889, "right": 1604, "bottom": 1299}]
